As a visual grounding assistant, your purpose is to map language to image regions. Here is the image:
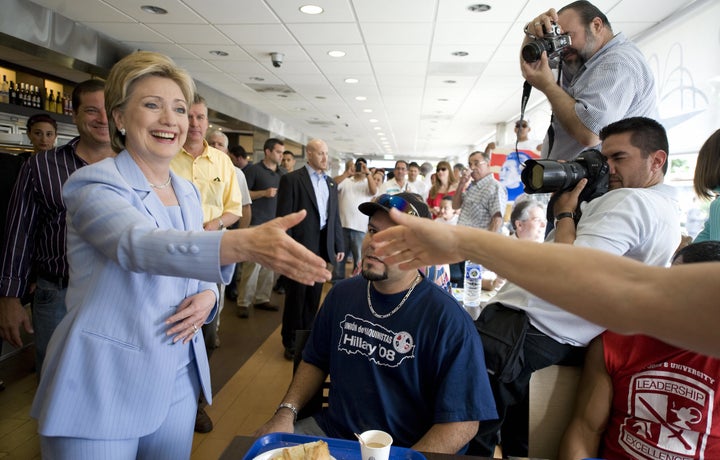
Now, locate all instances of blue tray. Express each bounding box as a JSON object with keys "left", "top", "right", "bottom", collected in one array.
[{"left": 243, "top": 433, "right": 426, "bottom": 460}]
